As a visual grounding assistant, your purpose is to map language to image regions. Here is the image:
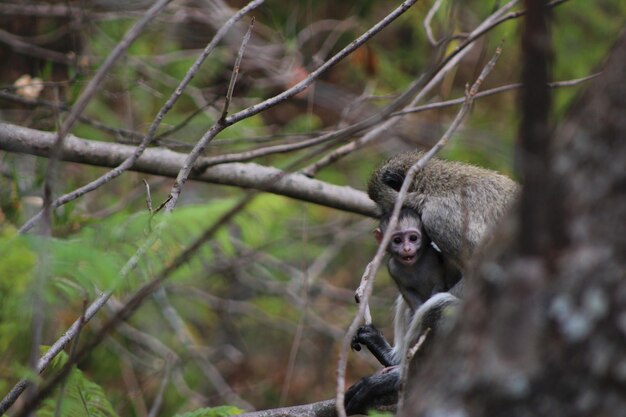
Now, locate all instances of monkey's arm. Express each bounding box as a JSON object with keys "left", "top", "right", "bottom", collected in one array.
[
  {"left": 344, "top": 367, "right": 400, "bottom": 415},
  {"left": 448, "top": 277, "right": 465, "bottom": 298},
  {"left": 351, "top": 324, "right": 396, "bottom": 367}
]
